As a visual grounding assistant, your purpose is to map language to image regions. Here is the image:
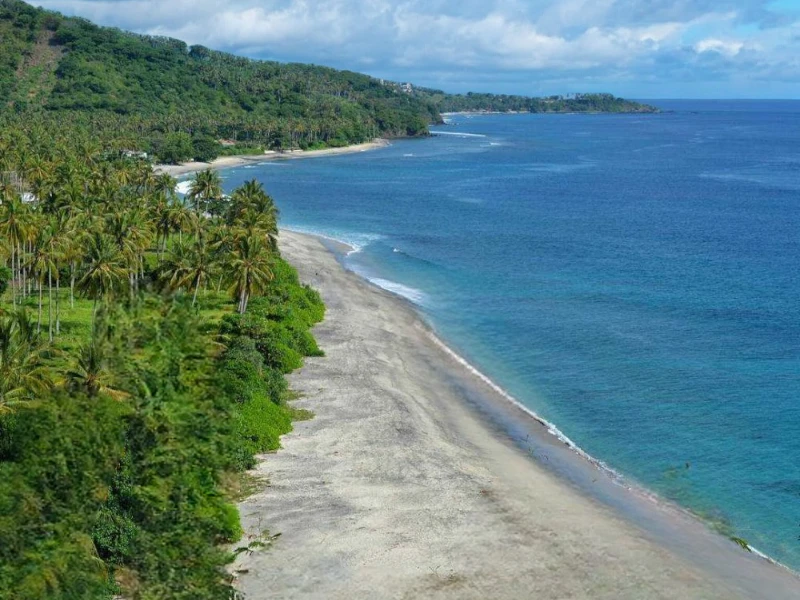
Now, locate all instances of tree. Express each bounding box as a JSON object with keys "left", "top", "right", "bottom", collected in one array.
[
  {"left": 0, "top": 266, "right": 11, "bottom": 297},
  {"left": 226, "top": 235, "right": 273, "bottom": 314},
  {"left": 187, "top": 169, "right": 222, "bottom": 215},
  {"left": 25, "top": 238, "right": 49, "bottom": 335},
  {"left": 65, "top": 337, "right": 127, "bottom": 400},
  {"left": 166, "top": 202, "right": 197, "bottom": 245},
  {"left": 77, "top": 233, "right": 127, "bottom": 306},
  {"left": 192, "top": 135, "right": 221, "bottom": 163},
  {"left": 0, "top": 197, "right": 28, "bottom": 306},
  {"left": 0, "top": 309, "right": 52, "bottom": 413},
  {"left": 163, "top": 238, "right": 217, "bottom": 306},
  {"left": 39, "top": 223, "right": 64, "bottom": 341},
  {"left": 157, "top": 132, "right": 194, "bottom": 164},
  {"left": 229, "top": 179, "right": 278, "bottom": 223}
]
